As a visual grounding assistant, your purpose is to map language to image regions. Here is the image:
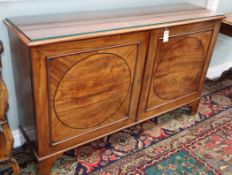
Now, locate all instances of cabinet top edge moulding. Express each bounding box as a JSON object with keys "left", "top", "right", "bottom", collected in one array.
[{"left": 3, "top": 3, "right": 224, "bottom": 46}]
